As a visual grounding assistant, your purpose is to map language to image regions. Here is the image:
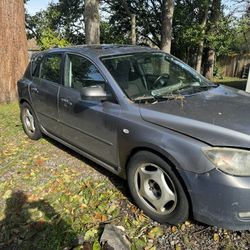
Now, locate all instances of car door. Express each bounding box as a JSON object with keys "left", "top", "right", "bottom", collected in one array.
[
  {"left": 58, "top": 53, "right": 121, "bottom": 167},
  {"left": 30, "top": 53, "right": 62, "bottom": 135}
]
